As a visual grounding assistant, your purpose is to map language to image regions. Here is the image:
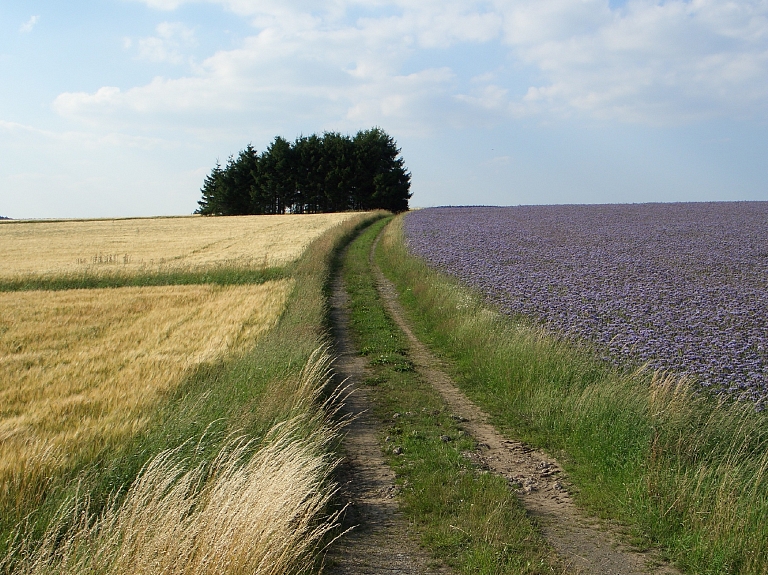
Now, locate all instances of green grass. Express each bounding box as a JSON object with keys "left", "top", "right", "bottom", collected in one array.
[
  {"left": 340, "top": 218, "right": 563, "bottom": 574},
  {"left": 0, "top": 265, "right": 288, "bottom": 292},
  {"left": 0, "top": 211, "right": 385, "bottom": 561},
  {"left": 374, "top": 215, "right": 768, "bottom": 575}
]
